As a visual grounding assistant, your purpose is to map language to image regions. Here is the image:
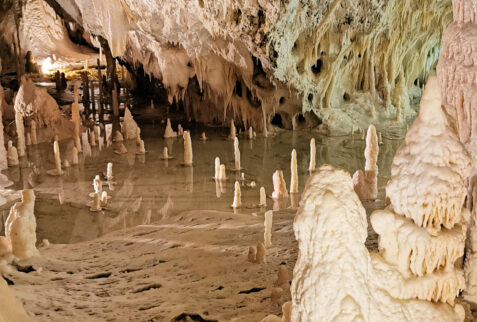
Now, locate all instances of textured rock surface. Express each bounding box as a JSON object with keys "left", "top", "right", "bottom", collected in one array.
[
  {"left": 291, "top": 165, "right": 464, "bottom": 321},
  {"left": 2, "top": 0, "right": 453, "bottom": 132}
]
